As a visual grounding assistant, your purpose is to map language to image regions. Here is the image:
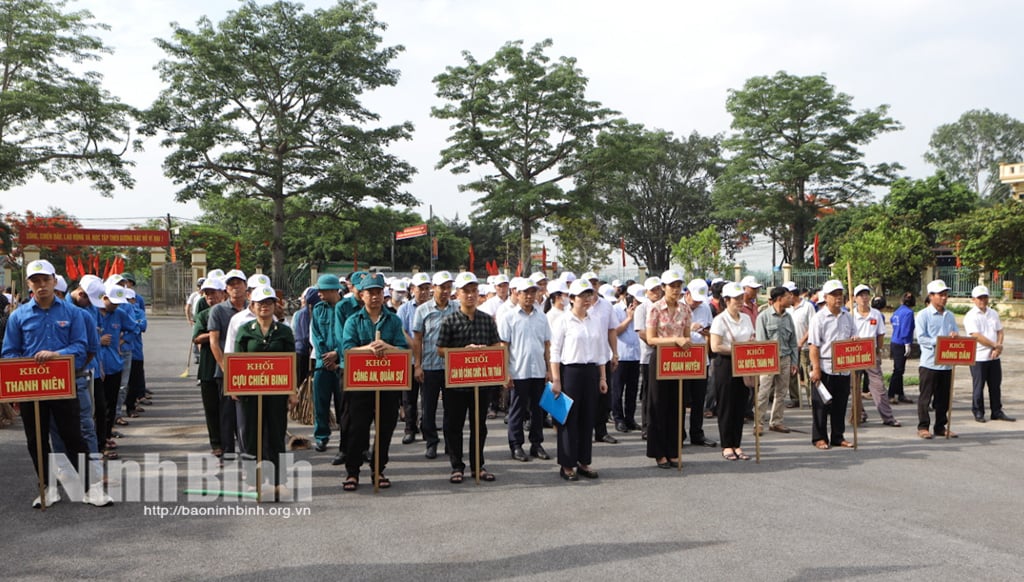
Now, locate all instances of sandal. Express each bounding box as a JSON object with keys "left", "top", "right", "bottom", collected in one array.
[
  {"left": 476, "top": 469, "right": 496, "bottom": 482},
  {"left": 342, "top": 476, "right": 358, "bottom": 492},
  {"left": 103, "top": 450, "right": 119, "bottom": 460},
  {"left": 211, "top": 449, "right": 223, "bottom": 458},
  {"left": 722, "top": 450, "right": 739, "bottom": 461},
  {"left": 814, "top": 440, "right": 830, "bottom": 450},
  {"left": 449, "top": 471, "right": 464, "bottom": 484},
  {"left": 838, "top": 441, "right": 855, "bottom": 448},
  {"left": 377, "top": 475, "right": 391, "bottom": 489},
  {"left": 735, "top": 450, "right": 751, "bottom": 461},
  {"left": 115, "top": 418, "right": 130, "bottom": 426}
]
